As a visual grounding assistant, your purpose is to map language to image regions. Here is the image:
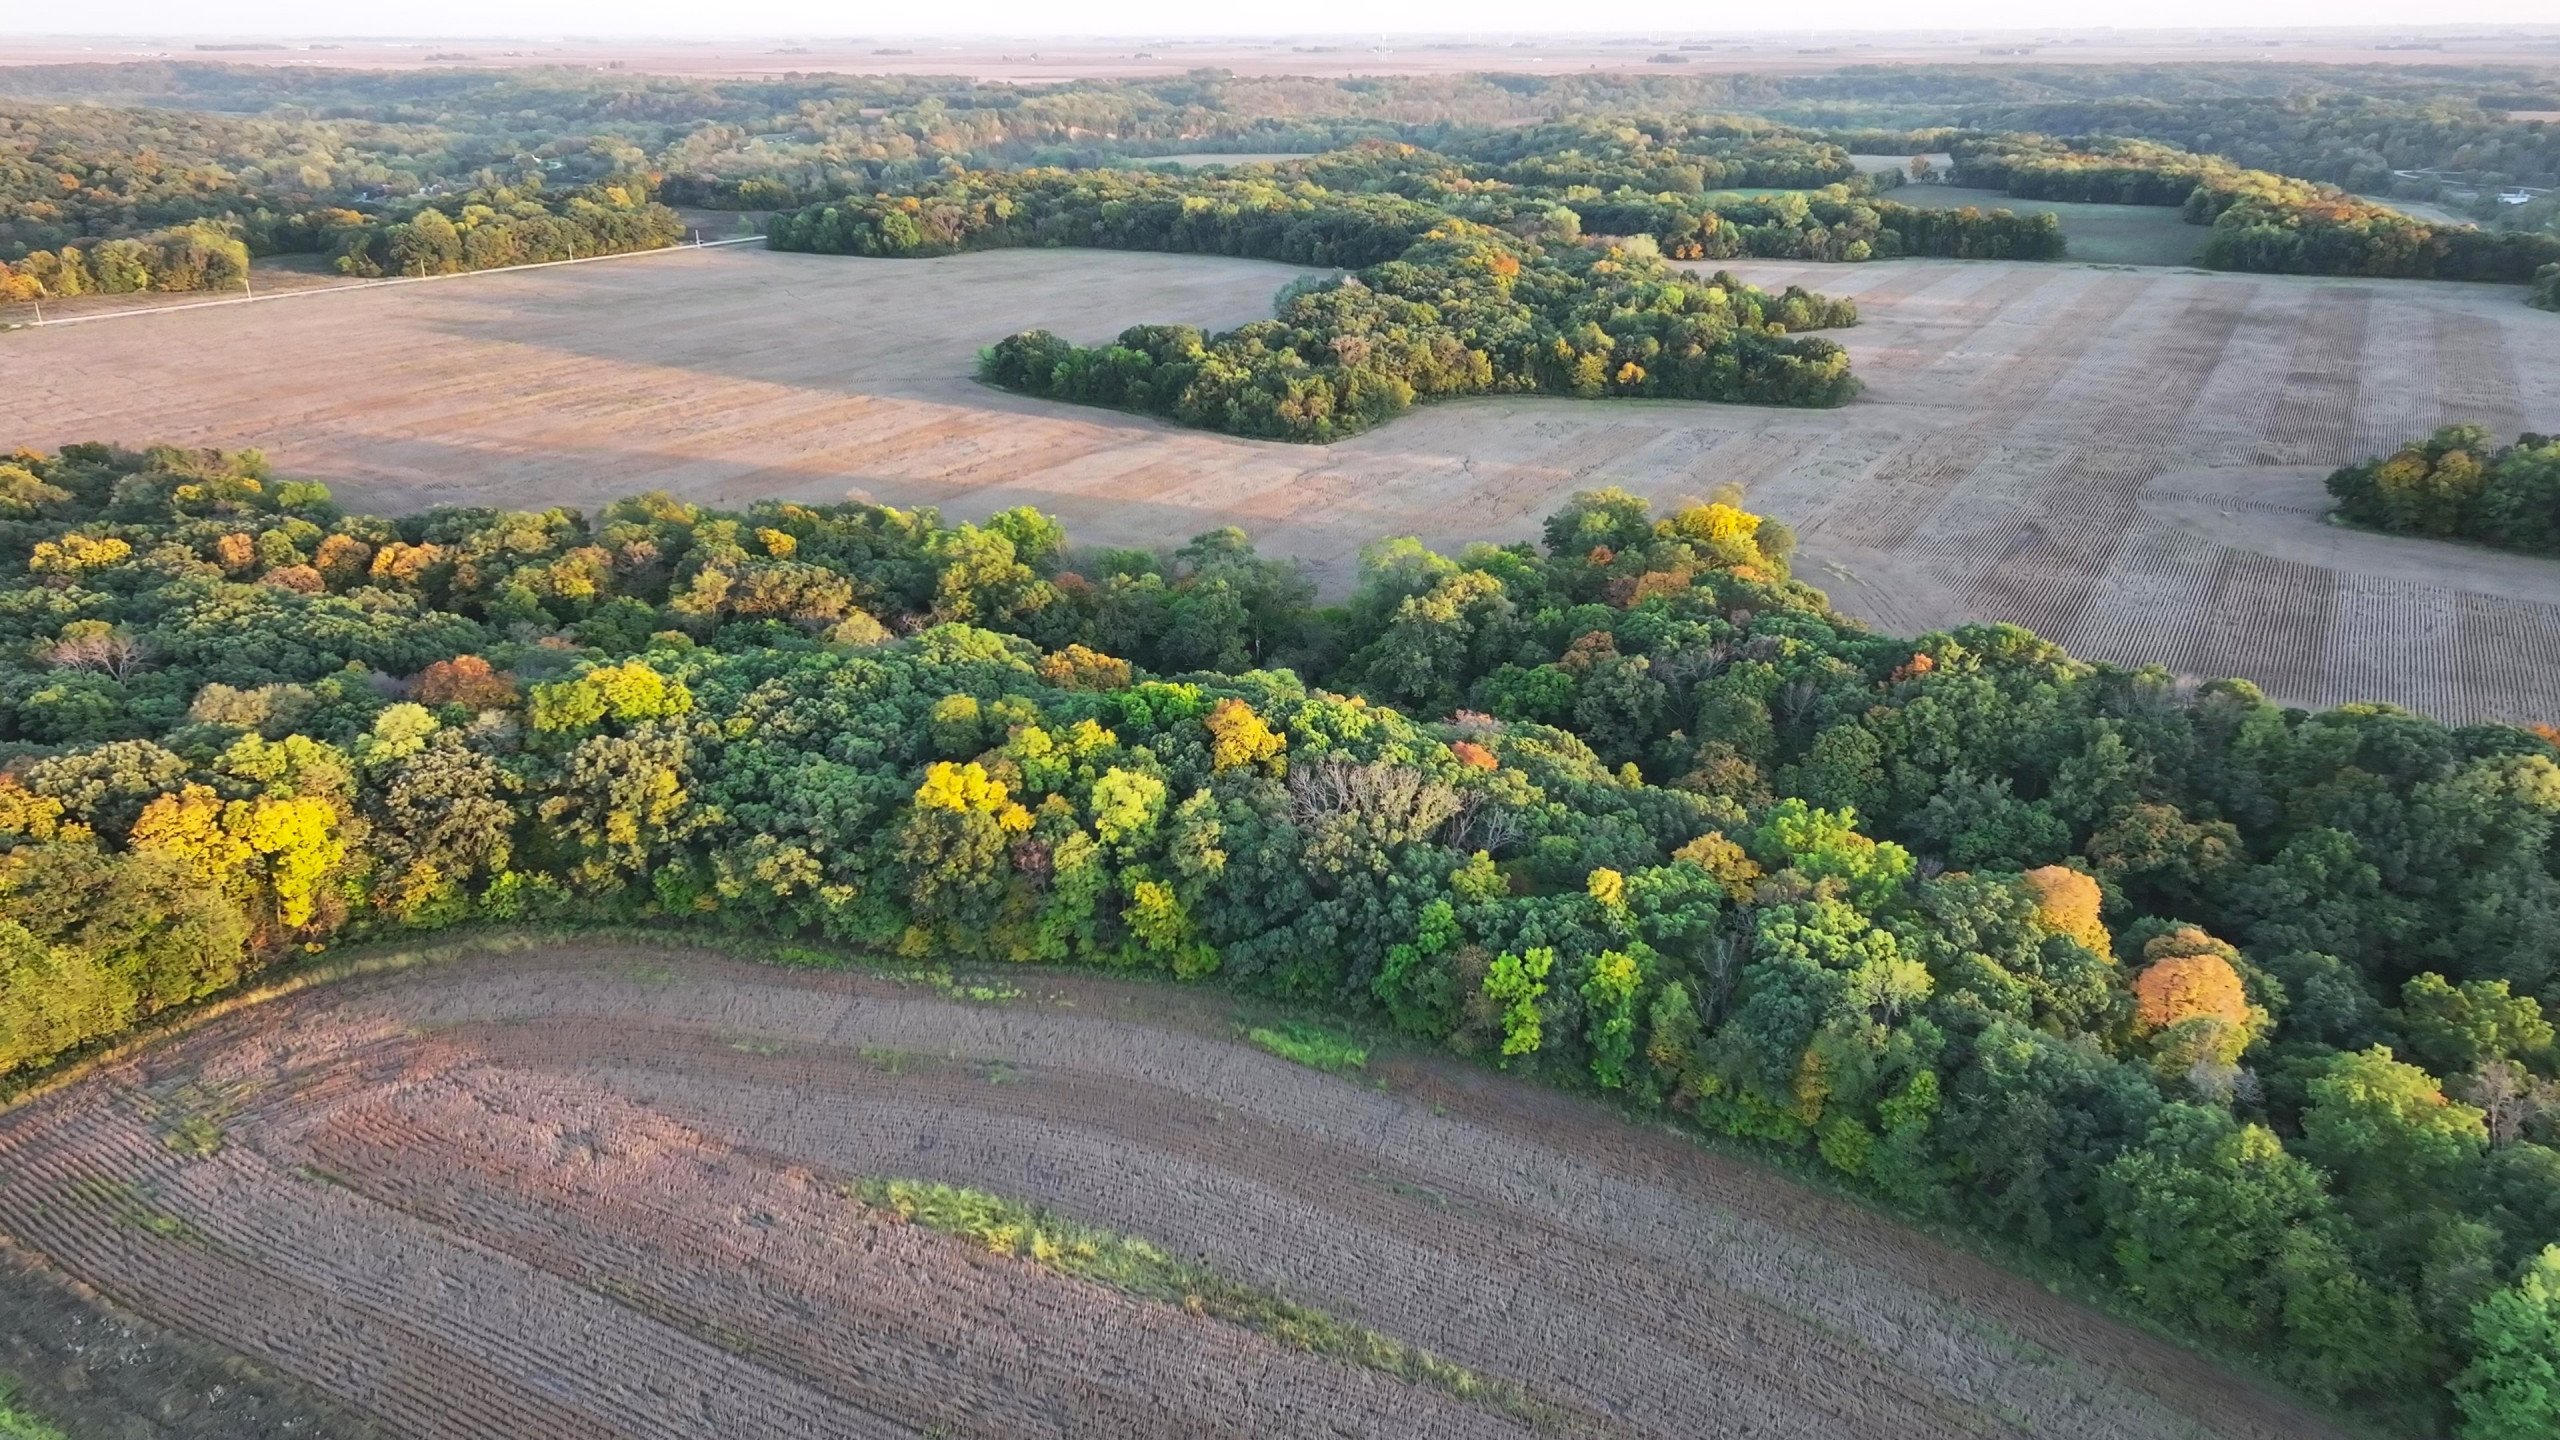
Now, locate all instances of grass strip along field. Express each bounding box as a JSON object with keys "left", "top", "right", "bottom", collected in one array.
[
  {"left": 847, "top": 1176, "right": 1557, "bottom": 1427},
  {"left": 1243, "top": 1021, "right": 1370, "bottom": 1074}
]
